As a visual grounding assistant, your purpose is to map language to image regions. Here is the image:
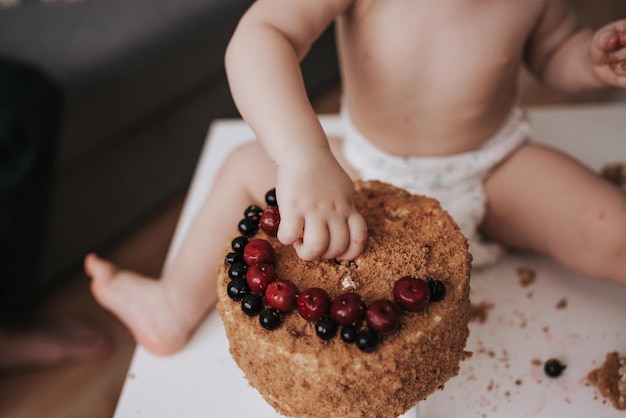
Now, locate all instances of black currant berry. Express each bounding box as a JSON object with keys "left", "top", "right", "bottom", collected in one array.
[
  {"left": 315, "top": 317, "right": 338, "bottom": 341},
  {"left": 228, "top": 262, "right": 247, "bottom": 280},
  {"left": 544, "top": 358, "right": 566, "bottom": 378},
  {"left": 265, "top": 188, "right": 277, "bottom": 206},
  {"left": 259, "top": 308, "right": 283, "bottom": 330},
  {"left": 244, "top": 205, "right": 263, "bottom": 219},
  {"left": 225, "top": 252, "right": 243, "bottom": 266},
  {"left": 238, "top": 217, "right": 259, "bottom": 237},
  {"left": 340, "top": 325, "right": 358, "bottom": 344},
  {"left": 227, "top": 278, "right": 249, "bottom": 301},
  {"left": 231, "top": 236, "right": 249, "bottom": 253},
  {"left": 241, "top": 293, "right": 264, "bottom": 316},
  {"left": 356, "top": 328, "right": 380, "bottom": 353},
  {"left": 428, "top": 279, "right": 446, "bottom": 302}
]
